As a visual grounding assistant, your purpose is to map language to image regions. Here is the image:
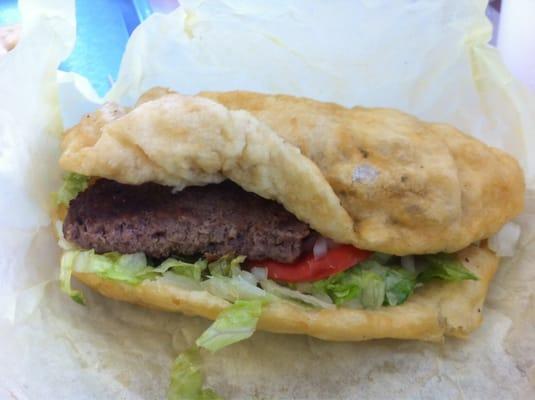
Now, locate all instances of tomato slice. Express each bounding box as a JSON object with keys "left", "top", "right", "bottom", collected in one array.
[{"left": 249, "top": 245, "right": 371, "bottom": 283}]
